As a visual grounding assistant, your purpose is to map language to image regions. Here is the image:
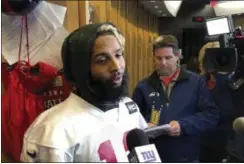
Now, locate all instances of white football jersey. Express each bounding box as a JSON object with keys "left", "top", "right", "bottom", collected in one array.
[{"left": 21, "top": 93, "right": 147, "bottom": 162}]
